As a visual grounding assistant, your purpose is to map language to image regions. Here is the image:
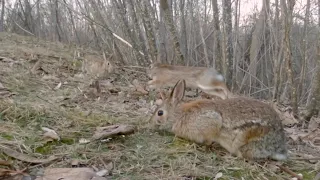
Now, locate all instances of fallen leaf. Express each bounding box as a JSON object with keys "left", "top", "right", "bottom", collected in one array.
[
  {"left": 53, "top": 82, "right": 62, "bottom": 90},
  {"left": 98, "top": 160, "right": 113, "bottom": 176},
  {"left": 92, "top": 125, "right": 135, "bottom": 140},
  {"left": 96, "top": 169, "right": 108, "bottom": 177},
  {"left": 132, "top": 79, "right": 148, "bottom": 95},
  {"left": 281, "top": 111, "right": 298, "bottom": 126},
  {"left": 31, "top": 60, "right": 41, "bottom": 74},
  {"left": 0, "top": 145, "right": 58, "bottom": 164},
  {"left": 104, "top": 162, "right": 113, "bottom": 172},
  {"left": 301, "top": 129, "right": 320, "bottom": 148},
  {"left": 214, "top": 172, "right": 223, "bottom": 179},
  {"left": 70, "top": 159, "right": 80, "bottom": 166},
  {"left": 272, "top": 104, "right": 298, "bottom": 126},
  {"left": 308, "top": 117, "right": 320, "bottom": 130},
  {"left": 79, "top": 138, "right": 91, "bottom": 144},
  {"left": 41, "top": 127, "right": 60, "bottom": 141}
]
